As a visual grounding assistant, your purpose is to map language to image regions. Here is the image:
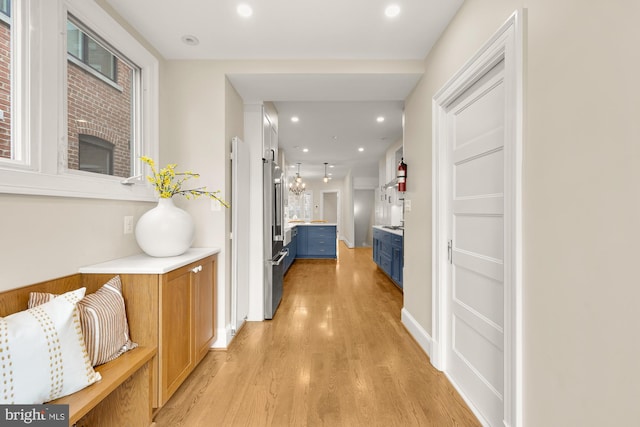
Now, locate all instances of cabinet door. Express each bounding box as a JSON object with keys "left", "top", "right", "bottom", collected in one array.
[
  {"left": 291, "top": 233, "right": 297, "bottom": 258},
  {"left": 195, "top": 257, "right": 216, "bottom": 363},
  {"left": 297, "top": 226, "right": 308, "bottom": 256},
  {"left": 160, "top": 266, "right": 195, "bottom": 405},
  {"left": 391, "top": 246, "right": 402, "bottom": 286}
]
